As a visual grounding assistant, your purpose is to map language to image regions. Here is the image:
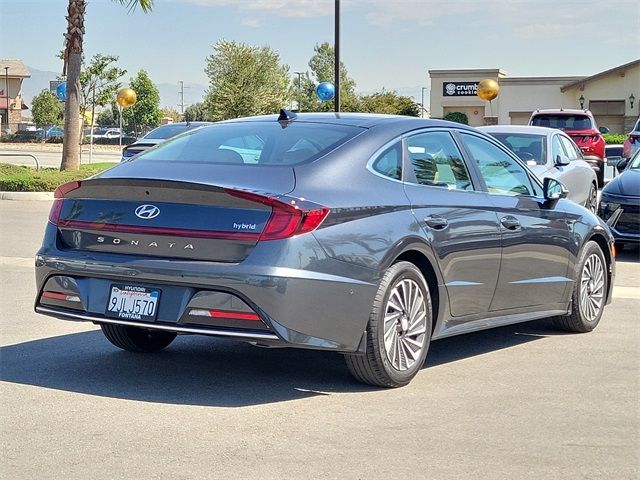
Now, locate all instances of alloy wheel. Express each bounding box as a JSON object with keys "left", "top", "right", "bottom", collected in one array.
[
  {"left": 579, "top": 253, "right": 605, "bottom": 322},
  {"left": 587, "top": 186, "right": 598, "bottom": 213},
  {"left": 383, "top": 278, "right": 428, "bottom": 371}
]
